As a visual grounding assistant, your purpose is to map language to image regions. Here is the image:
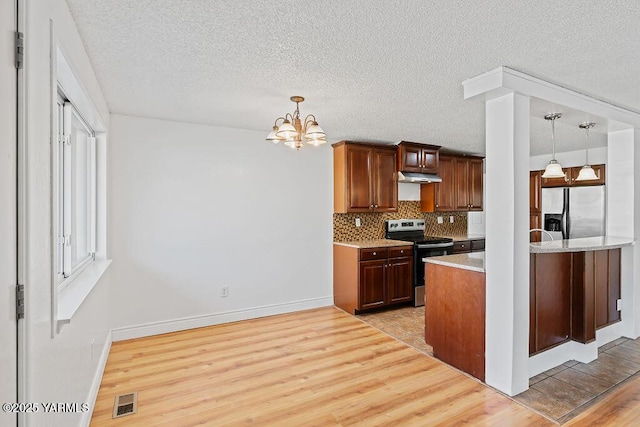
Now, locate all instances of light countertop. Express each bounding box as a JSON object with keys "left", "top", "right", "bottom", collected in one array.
[
  {"left": 529, "top": 236, "right": 634, "bottom": 253},
  {"left": 424, "top": 252, "right": 485, "bottom": 273},
  {"left": 333, "top": 239, "right": 413, "bottom": 249}
]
